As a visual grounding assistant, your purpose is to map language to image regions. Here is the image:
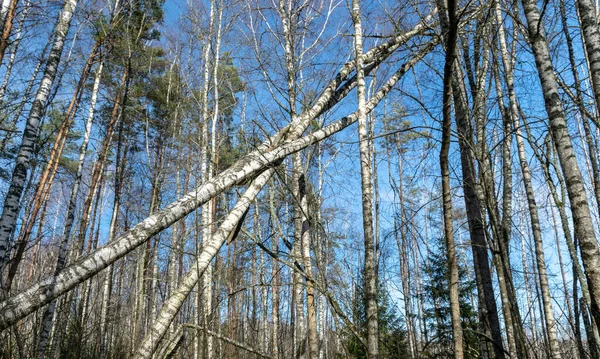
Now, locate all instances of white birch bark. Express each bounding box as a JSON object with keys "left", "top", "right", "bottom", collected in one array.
[
  {"left": 134, "top": 169, "right": 275, "bottom": 359},
  {"left": 521, "top": 0, "right": 600, "bottom": 335},
  {"left": 269, "top": 184, "right": 280, "bottom": 359},
  {"left": 36, "top": 60, "right": 104, "bottom": 357},
  {"left": 0, "top": 0, "right": 79, "bottom": 270},
  {"left": 0, "top": 40, "right": 432, "bottom": 330},
  {"left": 575, "top": 0, "right": 600, "bottom": 128},
  {"left": 351, "top": 0, "right": 378, "bottom": 357},
  {"left": 202, "top": 4, "right": 222, "bottom": 357},
  {"left": 197, "top": 0, "right": 214, "bottom": 352},
  {"left": 0, "top": 0, "right": 29, "bottom": 102},
  {"left": 0, "top": 0, "right": 10, "bottom": 26}
]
